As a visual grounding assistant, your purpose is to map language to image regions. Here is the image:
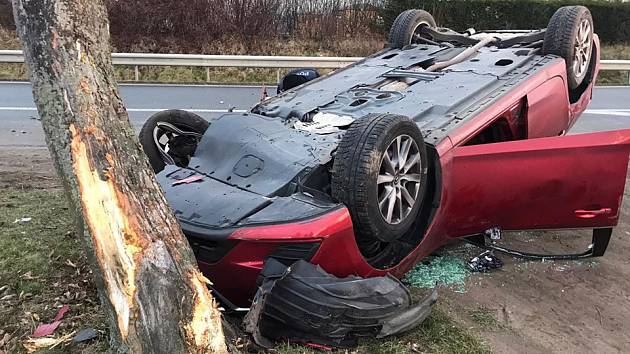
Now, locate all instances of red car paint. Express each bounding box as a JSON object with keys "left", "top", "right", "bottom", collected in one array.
[{"left": 203, "top": 35, "right": 630, "bottom": 306}]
